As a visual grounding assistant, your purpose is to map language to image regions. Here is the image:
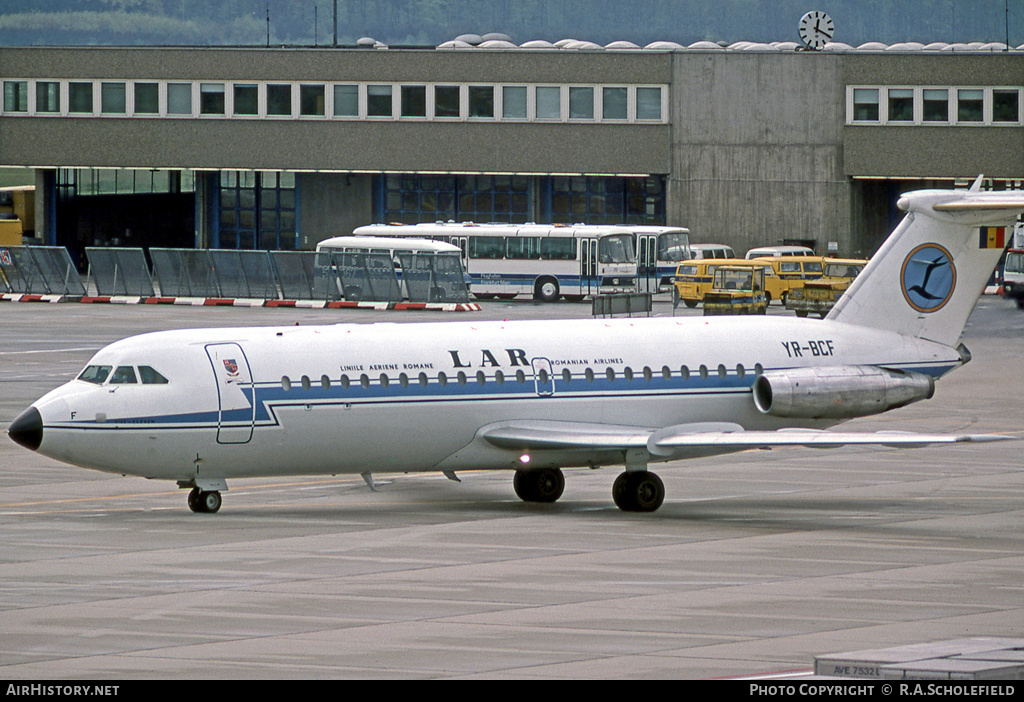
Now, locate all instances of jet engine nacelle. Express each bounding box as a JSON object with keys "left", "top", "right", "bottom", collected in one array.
[{"left": 752, "top": 365, "right": 935, "bottom": 419}]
